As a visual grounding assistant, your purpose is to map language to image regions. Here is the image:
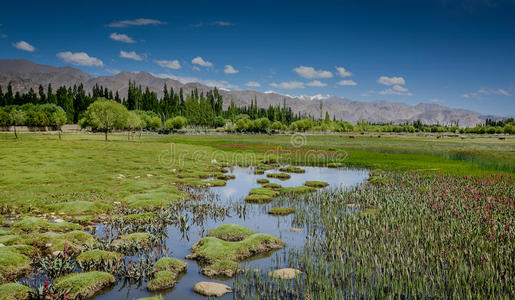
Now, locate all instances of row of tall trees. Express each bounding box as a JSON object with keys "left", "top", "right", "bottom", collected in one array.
[{"left": 0, "top": 81, "right": 307, "bottom": 127}]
